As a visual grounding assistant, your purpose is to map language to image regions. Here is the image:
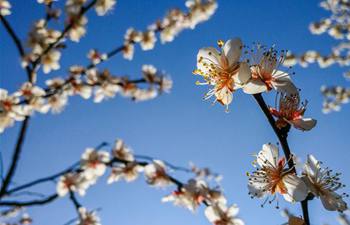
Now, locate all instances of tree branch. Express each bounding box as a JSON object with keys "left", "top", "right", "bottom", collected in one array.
[
  {"left": 0, "top": 15, "right": 33, "bottom": 81},
  {"left": 0, "top": 193, "right": 58, "bottom": 206},
  {"left": 253, "top": 93, "right": 310, "bottom": 225},
  {"left": 31, "top": 0, "right": 97, "bottom": 71},
  {"left": 0, "top": 117, "right": 30, "bottom": 198}
]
